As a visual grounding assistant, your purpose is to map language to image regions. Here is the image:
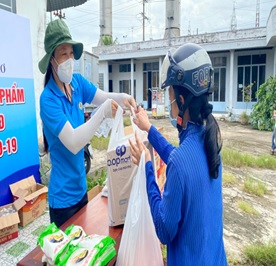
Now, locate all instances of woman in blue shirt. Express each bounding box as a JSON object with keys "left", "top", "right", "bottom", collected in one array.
[
  {"left": 38, "top": 19, "right": 136, "bottom": 227},
  {"left": 129, "top": 43, "right": 228, "bottom": 265}
]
